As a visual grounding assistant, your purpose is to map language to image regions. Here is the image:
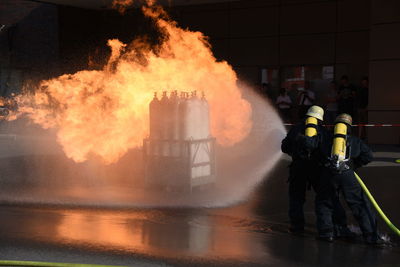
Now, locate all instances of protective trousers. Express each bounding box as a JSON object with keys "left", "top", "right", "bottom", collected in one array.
[
  {"left": 288, "top": 160, "right": 347, "bottom": 231},
  {"left": 315, "top": 169, "right": 377, "bottom": 238}
]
